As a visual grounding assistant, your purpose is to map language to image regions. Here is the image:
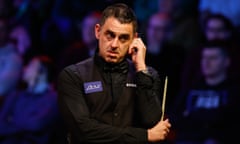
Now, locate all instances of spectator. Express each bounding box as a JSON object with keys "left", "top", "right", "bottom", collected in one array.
[
  {"left": 180, "top": 13, "right": 240, "bottom": 94},
  {"left": 0, "top": 55, "right": 64, "bottom": 144},
  {"left": 0, "top": 16, "right": 22, "bottom": 99},
  {"left": 172, "top": 40, "right": 240, "bottom": 144},
  {"left": 9, "top": 23, "right": 32, "bottom": 64},
  {"left": 143, "top": 12, "right": 185, "bottom": 115},
  {"left": 57, "top": 11, "right": 101, "bottom": 72}
]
